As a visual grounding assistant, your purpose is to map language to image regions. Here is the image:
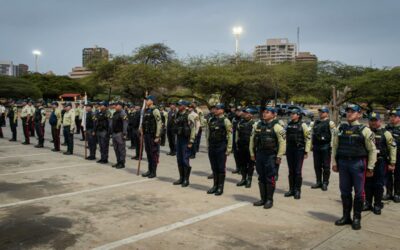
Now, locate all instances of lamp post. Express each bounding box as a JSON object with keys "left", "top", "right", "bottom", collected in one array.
[
  {"left": 232, "top": 26, "right": 243, "bottom": 55},
  {"left": 32, "top": 50, "right": 41, "bottom": 72}
]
